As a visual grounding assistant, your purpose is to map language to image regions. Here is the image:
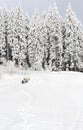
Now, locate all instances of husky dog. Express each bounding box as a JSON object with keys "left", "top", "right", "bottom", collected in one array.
[{"left": 22, "top": 77, "right": 30, "bottom": 84}]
